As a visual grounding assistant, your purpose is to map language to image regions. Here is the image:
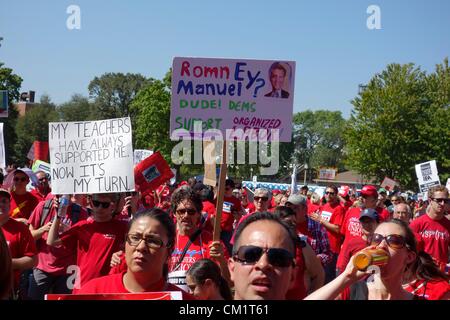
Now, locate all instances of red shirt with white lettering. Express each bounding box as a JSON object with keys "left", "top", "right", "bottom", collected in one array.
[
  {"left": 320, "top": 202, "right": 345, "bottom": 254},
  {"left": 410, "top": 214, "right": 450, "bottom": 270},
  {"left": 59, "top": 219, "right": 127, "bottom": 292},
  {"left": 28, "top": 201, "right": 88, "bottom": 275},
  {"left": 9, "top": 191, "right": 40, "bottom": 219},
  {"left": 1, "top": 218, "right": 37, "bottom": 287},
  {"left": 77, "top": 272, "right": 195, "bottom": 299},
  {"left": 405, "top": 279, "right": 450, "bottom": 300}
]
